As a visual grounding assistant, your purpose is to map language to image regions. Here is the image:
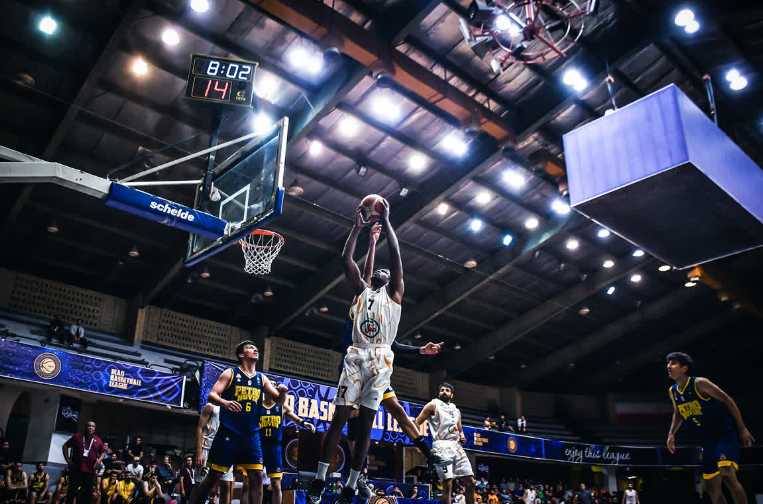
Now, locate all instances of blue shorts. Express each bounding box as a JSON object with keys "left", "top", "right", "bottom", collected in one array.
[
  {"left": 206, "top": 426, "right": 263, "bottom": 473},
  {"left": 701, "top": 430, "right": 740, "bottom": 479},
  {"left": 262, "top": 440, "right": 283, "bottom": 479}
]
